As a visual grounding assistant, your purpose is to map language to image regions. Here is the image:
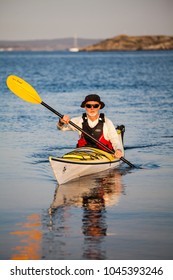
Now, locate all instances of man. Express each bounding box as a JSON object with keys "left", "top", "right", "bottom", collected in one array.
[{"left": 57, "top": 94, "right": 123, "bottom": 158}]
